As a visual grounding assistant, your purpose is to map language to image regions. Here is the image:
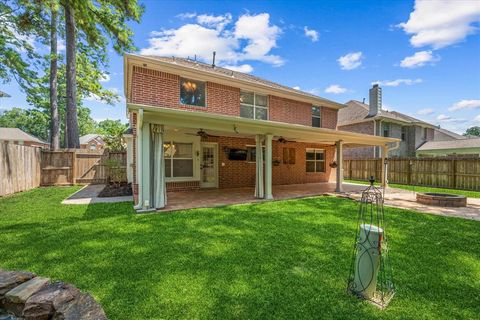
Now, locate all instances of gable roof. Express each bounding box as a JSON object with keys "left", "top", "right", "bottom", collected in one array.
[
  {"left": 80, "top": 134, "right": 103, "bottom": 145},
  {"left": 435, "top": 127, "right": 464, "bottom": 140},
  {"left": 124, "top": 54, "right": 345, "bottom": 110},
  {"left": 417, "top": 138, "right": 480, "bottom": 151},
  {"left": 338, "top": 100, "right": 435, "bottom": 128},
  {"left": 0, "top": 127, "right": 47, "bottom": 144}
]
